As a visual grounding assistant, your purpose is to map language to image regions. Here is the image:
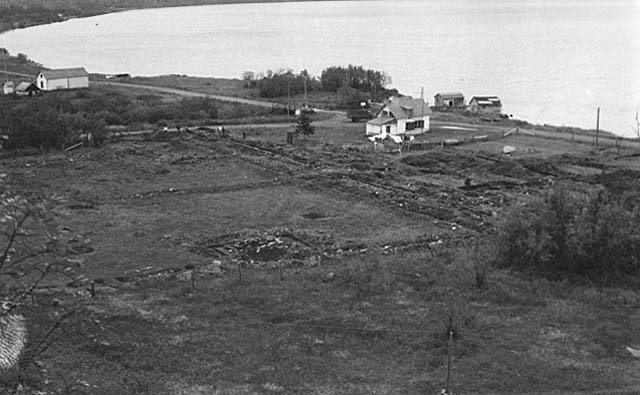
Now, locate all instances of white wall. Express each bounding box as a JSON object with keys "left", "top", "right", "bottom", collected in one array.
[
  {"left": 366, "top": 122, "right": 397, "bottom": 136},
  {"left": 68, "top": 76, "right": 89, "bottom": 89},
  {"left": 48, "top": 78, "right": 69, "bottom": 90},
  {"left": 395, "top": 119, "right": 406, "bottom": 135}
]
